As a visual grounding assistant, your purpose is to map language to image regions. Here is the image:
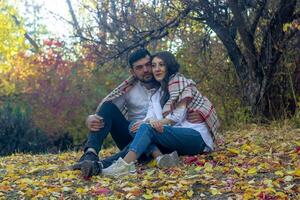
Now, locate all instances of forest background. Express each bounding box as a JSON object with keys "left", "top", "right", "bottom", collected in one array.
[{"left": 0, "top": 0, "right": 299, "bottom": 156}]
